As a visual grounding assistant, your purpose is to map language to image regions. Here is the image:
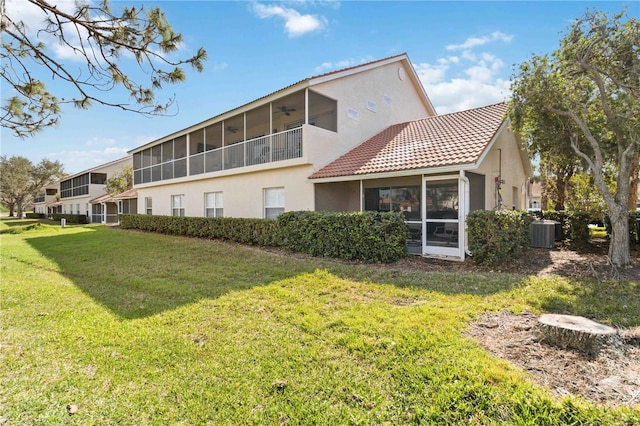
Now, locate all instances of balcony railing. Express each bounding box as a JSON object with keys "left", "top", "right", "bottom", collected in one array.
[
  {"left": 136, "top": 128, "right": 303, "bottom": 185},
  {"left": 189, "top": 127, "right": 303, "bottom": 175}
]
